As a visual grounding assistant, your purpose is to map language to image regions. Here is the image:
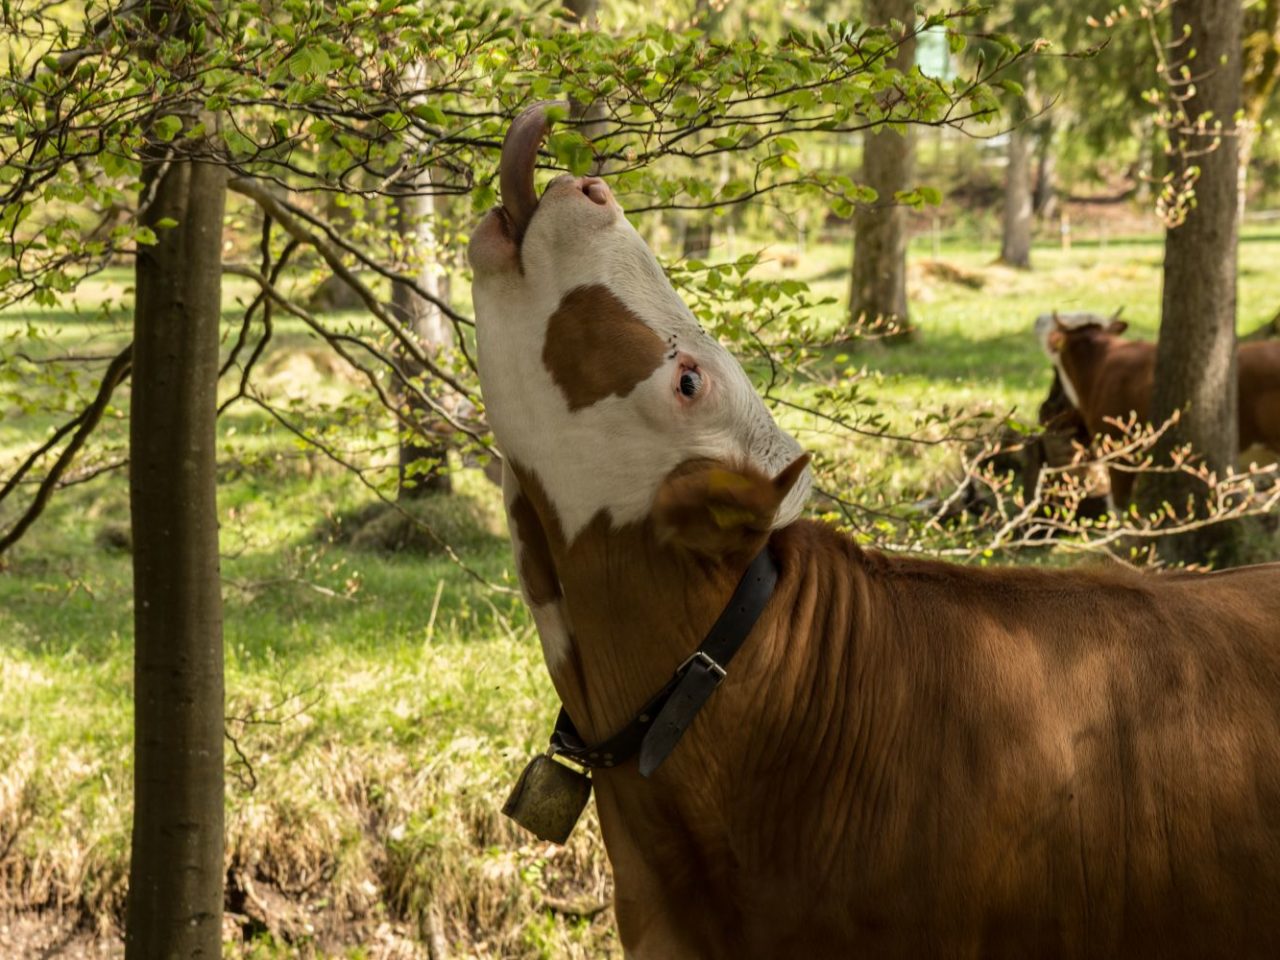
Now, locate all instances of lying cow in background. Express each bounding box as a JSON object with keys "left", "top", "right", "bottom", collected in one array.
[
  {"left": 471, "top": 103, "right": 1280, "bottom": 959},
  {"left": 1038, "top": 312, "right": 1280, "bottom": 507}
]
